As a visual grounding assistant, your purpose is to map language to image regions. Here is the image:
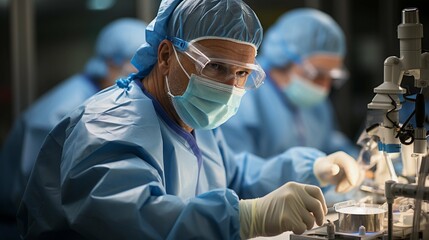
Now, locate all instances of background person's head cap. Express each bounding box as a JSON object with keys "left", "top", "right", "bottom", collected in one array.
[
  {"left": 84, "top": 18, "right": 147, "bottom": 78},
  {"left": 258, "top": 8, "right": 345, "bottom": 70},
  {"left": 131, "top": 0, "right": 263, "bottom": 78}
]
